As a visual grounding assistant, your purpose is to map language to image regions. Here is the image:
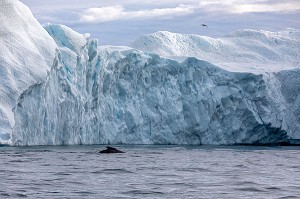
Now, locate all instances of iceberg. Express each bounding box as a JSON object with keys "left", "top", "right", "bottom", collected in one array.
[
  {"left": 1, "top": 0, "right": 300, "bottom": 145},
  {"left": 0, "top": 0, "right": 56, "bottom": 144}
]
